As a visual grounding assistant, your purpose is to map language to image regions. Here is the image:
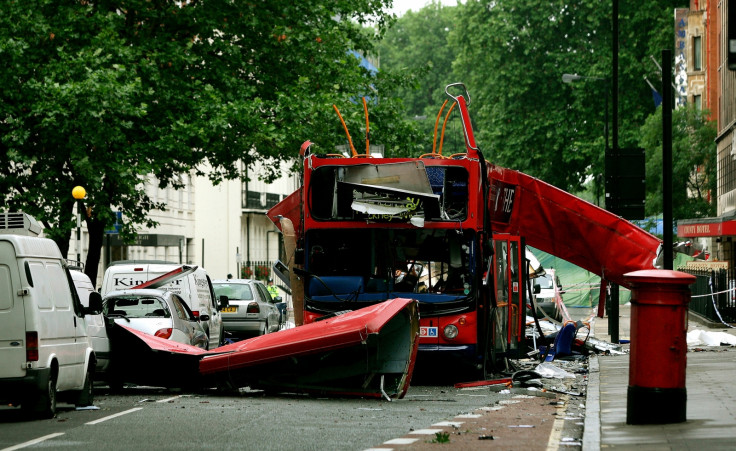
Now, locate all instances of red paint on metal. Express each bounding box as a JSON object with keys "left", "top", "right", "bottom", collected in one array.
[
  {"left": 625, "top": 270, "right": 694, "bottom": 389},
  {"left": 454, "top": 377, "right": 512, "bottom": 389},
  {"left": 489, "top": 166, "right": 661, "bottom": 287},
  {"left": 267, "top": 188, "right": 302, "bottom": 238},
  {"left": 200, "top": 298, "right": 417, "bottom": 374},
  {"left": 117, "top": 324, "right": 208, "bottom": 355}
]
